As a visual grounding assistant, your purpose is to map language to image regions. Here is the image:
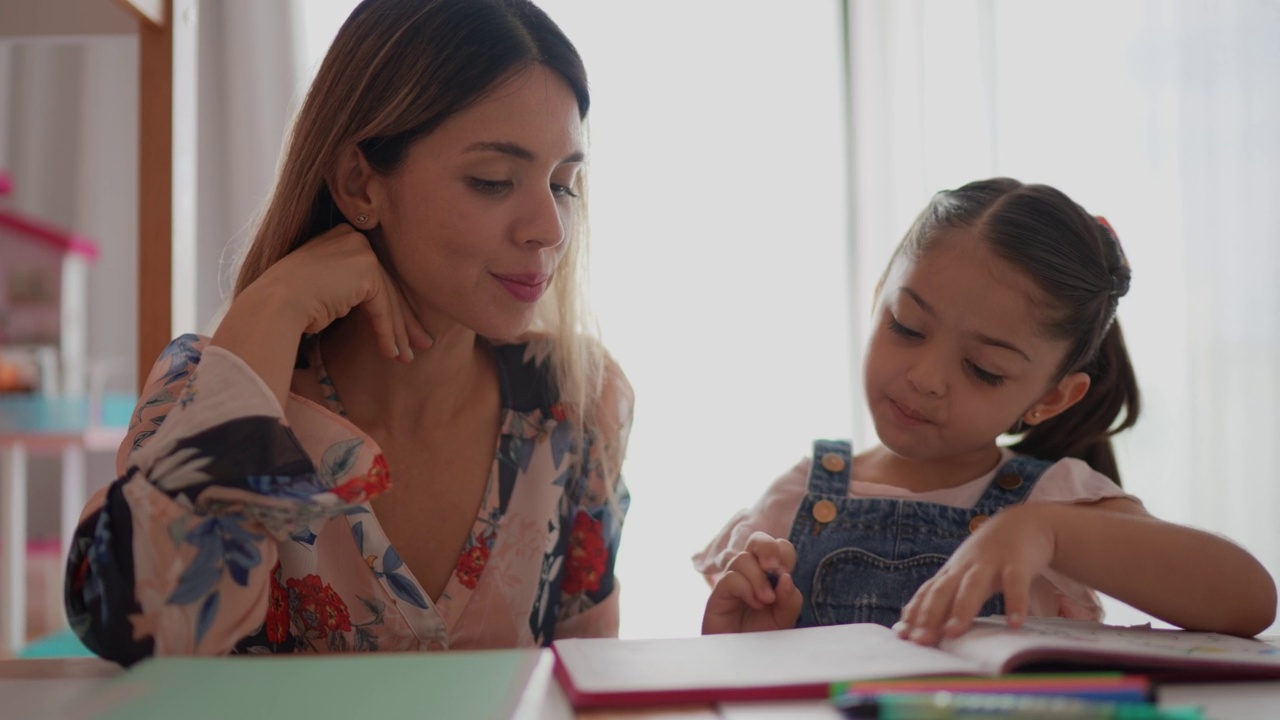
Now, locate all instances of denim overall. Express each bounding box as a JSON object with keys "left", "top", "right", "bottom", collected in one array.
[{"left": 787, "top": 439, "right": 1053, "bottom": 628}]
